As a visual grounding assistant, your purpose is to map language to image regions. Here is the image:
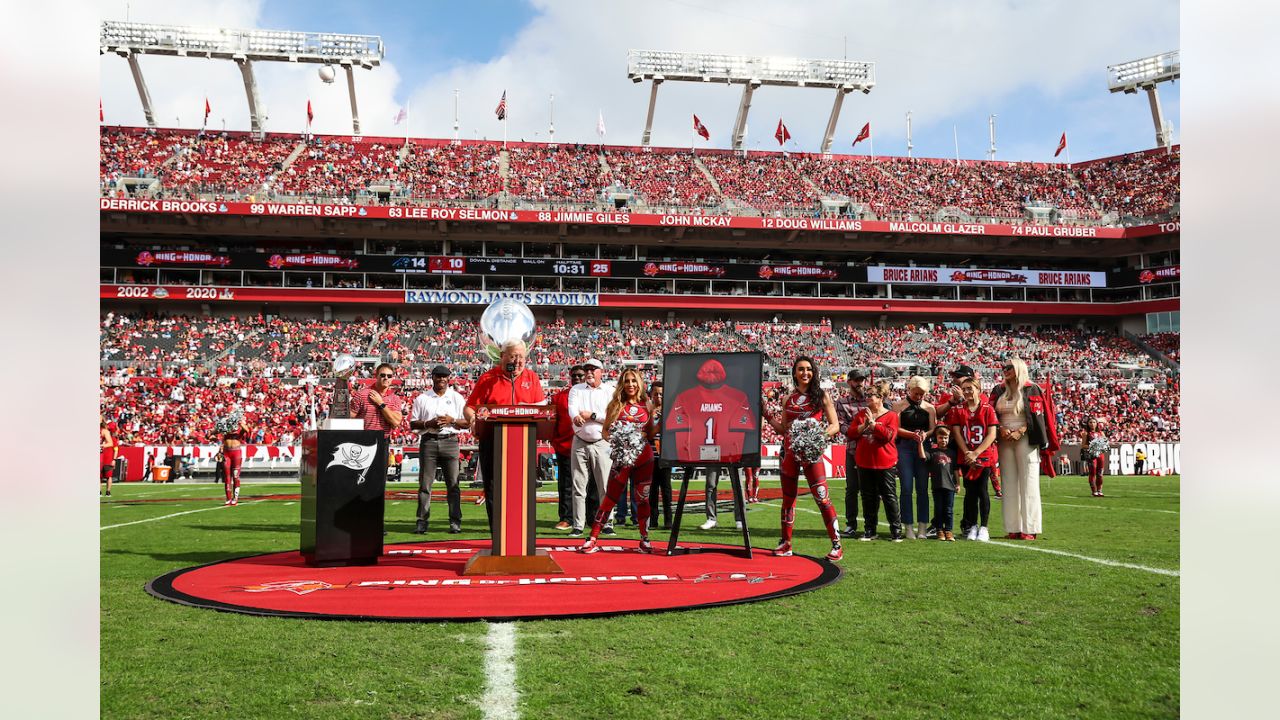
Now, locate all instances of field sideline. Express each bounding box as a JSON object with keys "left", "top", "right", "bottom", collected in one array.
[{"left": 101, "top": 474, "right": 1179, "bottom": 719}]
